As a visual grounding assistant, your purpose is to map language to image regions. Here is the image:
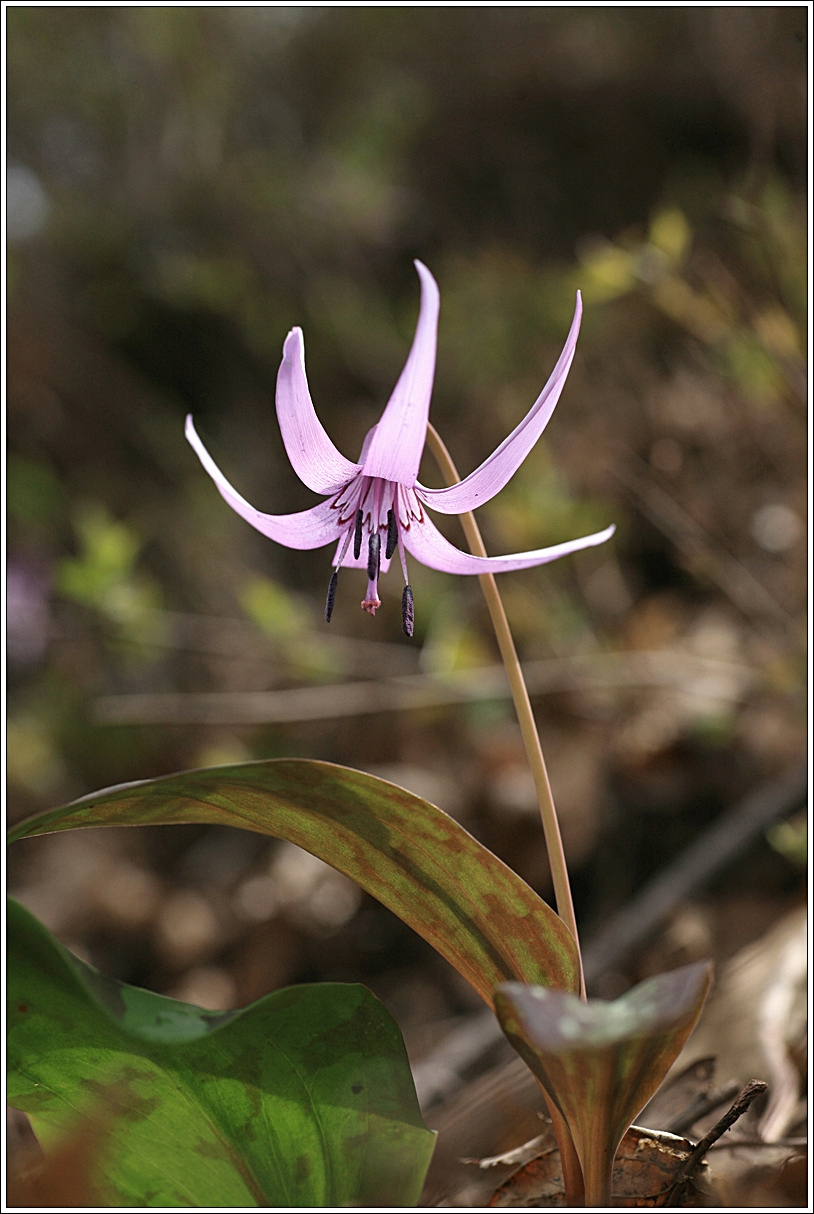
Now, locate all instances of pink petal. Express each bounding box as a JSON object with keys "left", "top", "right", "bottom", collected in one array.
[
  {"left": 277, "top": 328, "right": 362, "bottom": 494},
  {"left": 360, "top": 261, "right": 440, "bottom": 485},
  {"left": 417, "top": 293, "right": 583, "bottom": 514},
  {"left": 403, "top": 510, "right": 615, "bottom": 575},
  {"left": 186, "top": 416, "right": 341, "bottom": 549}
]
